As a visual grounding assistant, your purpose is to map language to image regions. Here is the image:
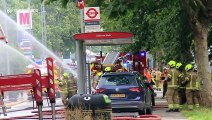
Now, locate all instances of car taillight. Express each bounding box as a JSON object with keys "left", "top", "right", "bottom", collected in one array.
[
  {"left": 95, "top": 88, "right": 106, "bottom": 93},
  {"left": 129, "top": 87, "right": 142, "bottom": 92}
]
